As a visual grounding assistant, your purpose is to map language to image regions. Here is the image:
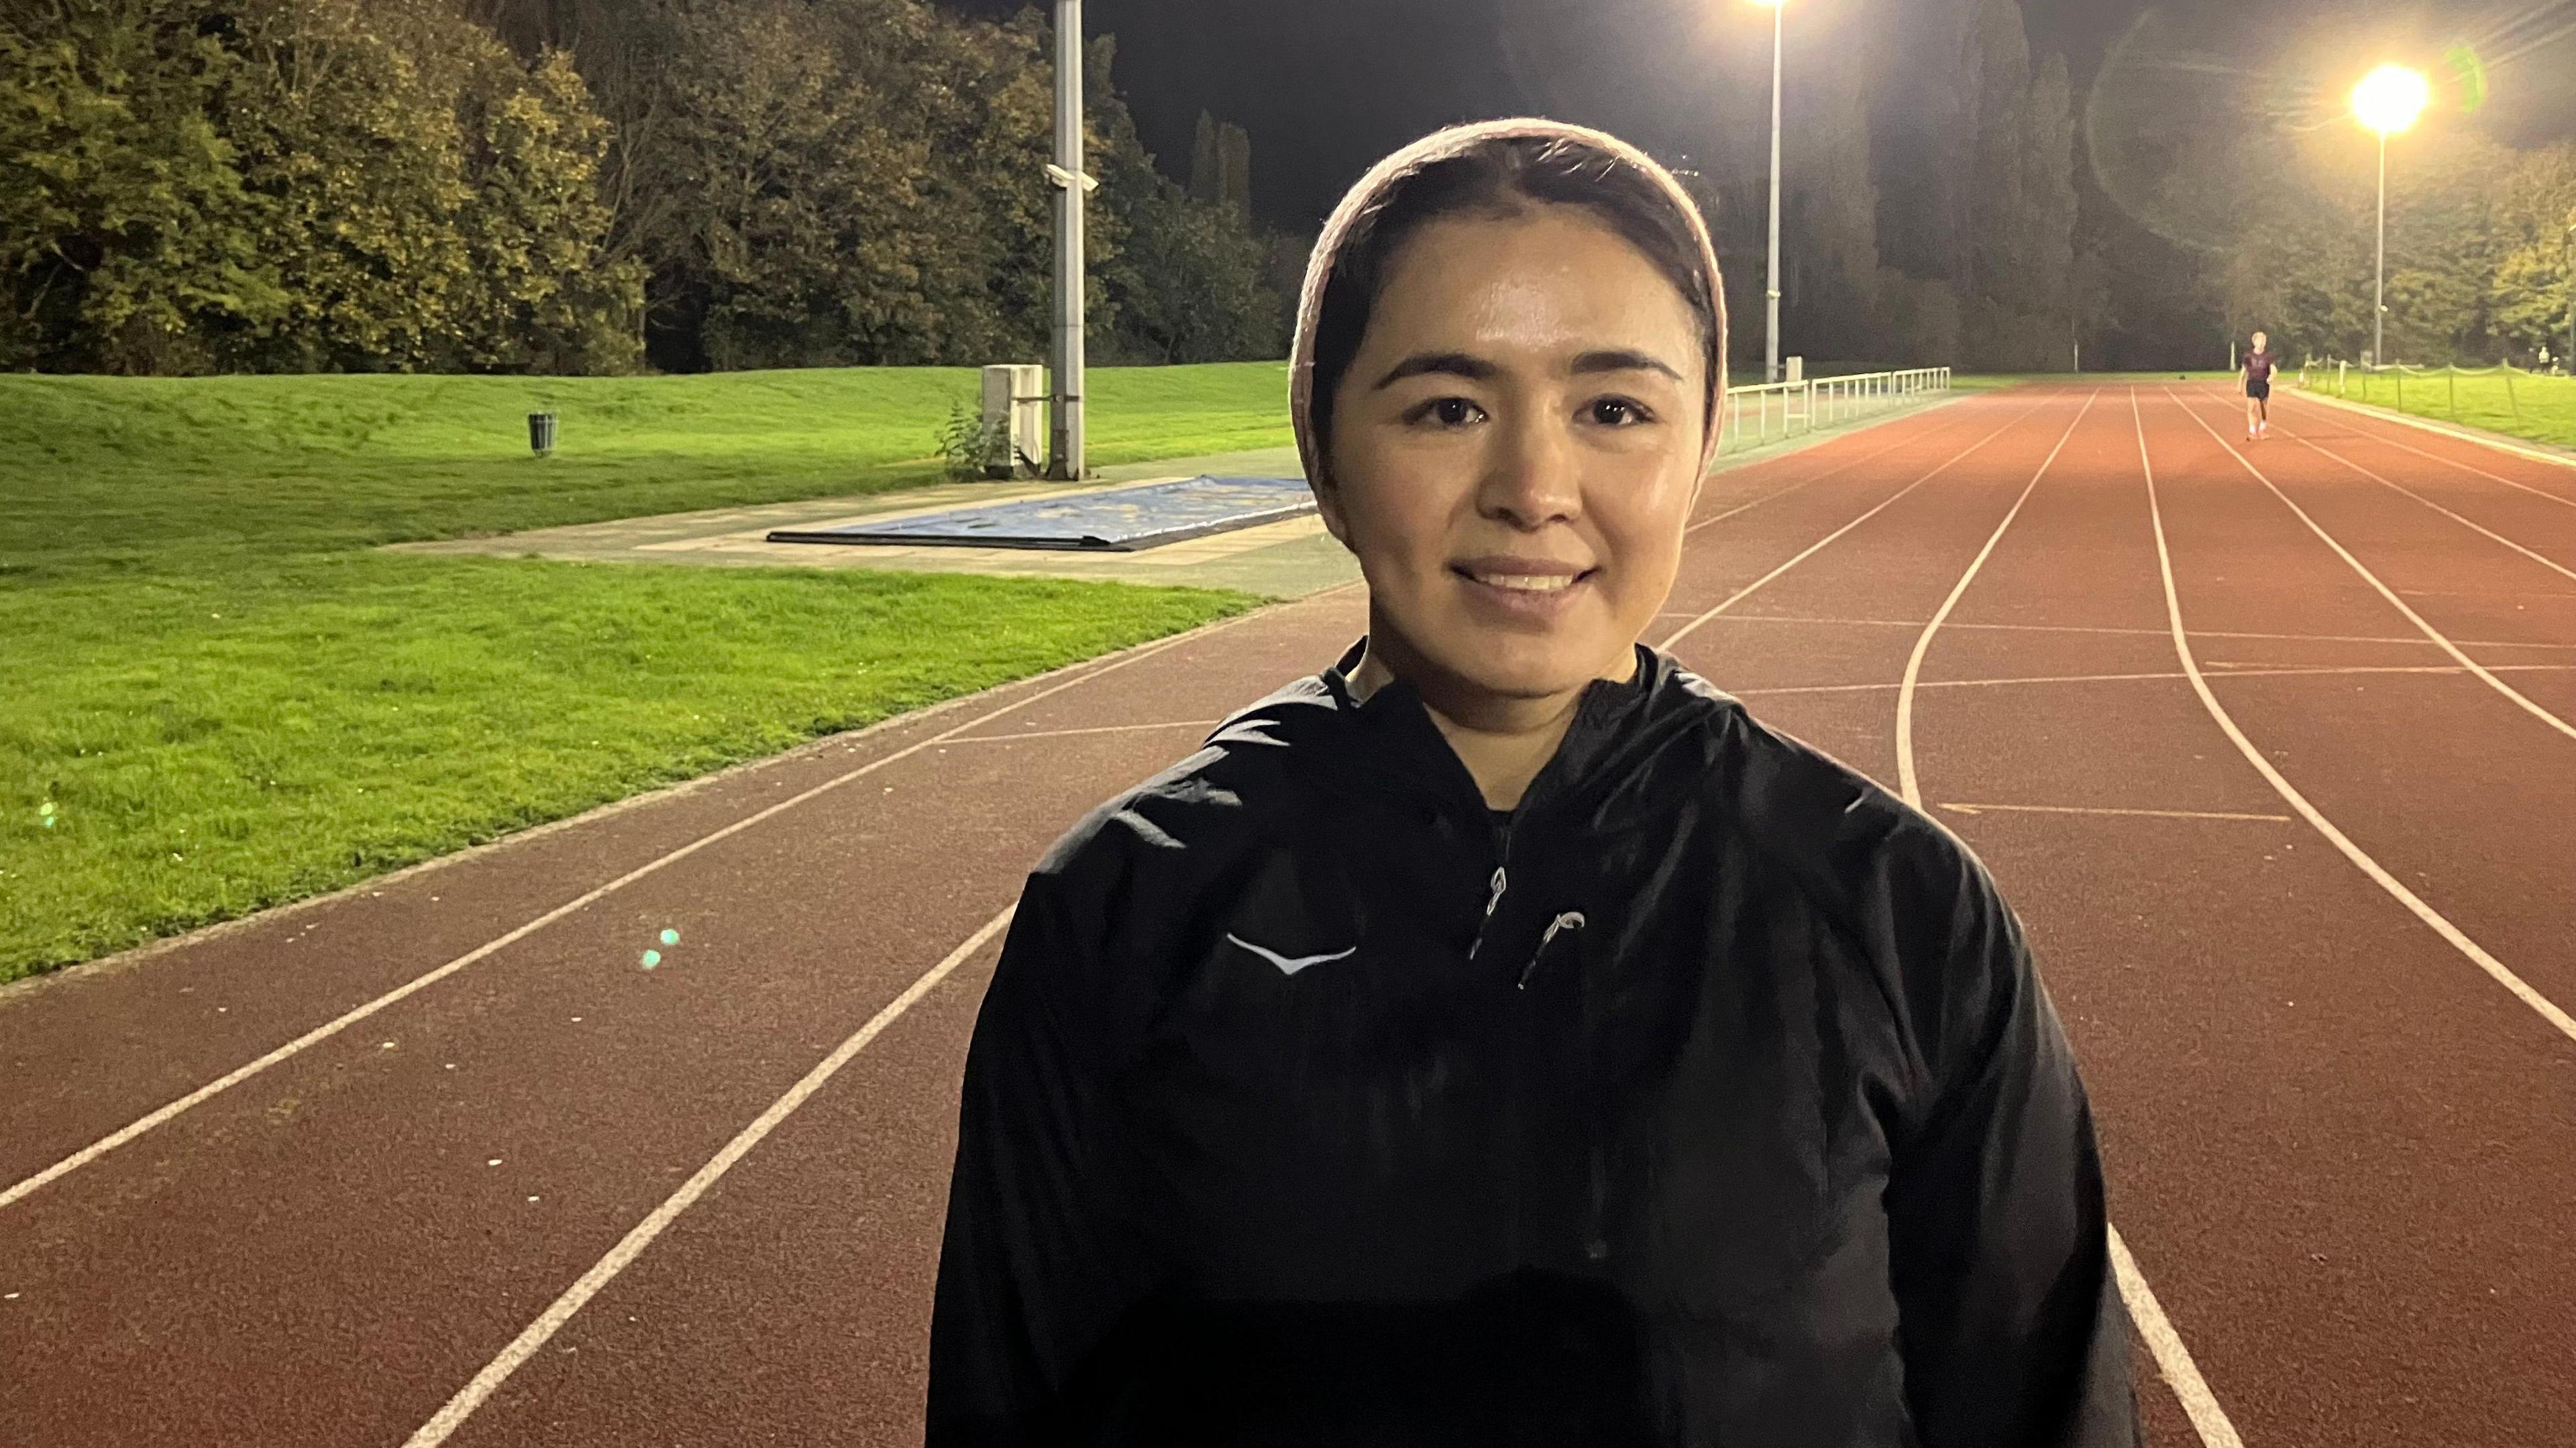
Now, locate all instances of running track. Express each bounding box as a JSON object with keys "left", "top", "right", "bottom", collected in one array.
[{"left": 4, "top": 383, "right": 2572, "bottom": 1447}]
